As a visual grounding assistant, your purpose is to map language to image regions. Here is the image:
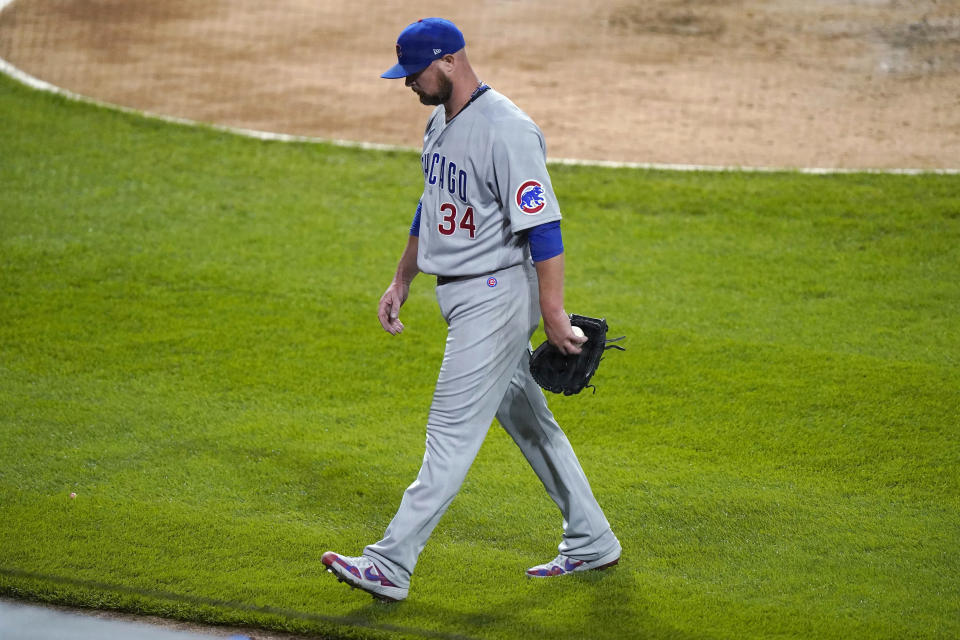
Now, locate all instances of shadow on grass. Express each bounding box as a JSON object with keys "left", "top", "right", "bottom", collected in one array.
[
  {"left": 337, "top": 564, "right": 705, "bottom": 640},
  {"left": 1, "top": 562, "right": 704, "bottom": 639},
  {"left": 0, "top": 556, "right": 707, "bottom": 640}
]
